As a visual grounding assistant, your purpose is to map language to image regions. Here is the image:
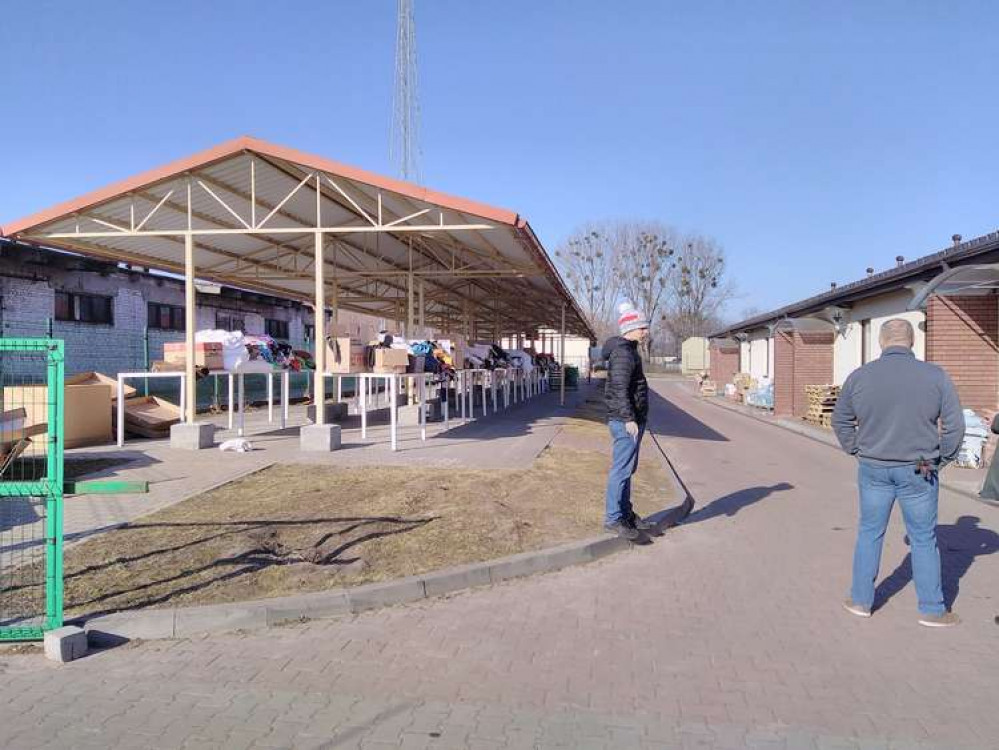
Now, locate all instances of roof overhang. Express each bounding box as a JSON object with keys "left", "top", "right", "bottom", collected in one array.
[{"left": 2, "top": 136, "right": 594, "bottom": 339}]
